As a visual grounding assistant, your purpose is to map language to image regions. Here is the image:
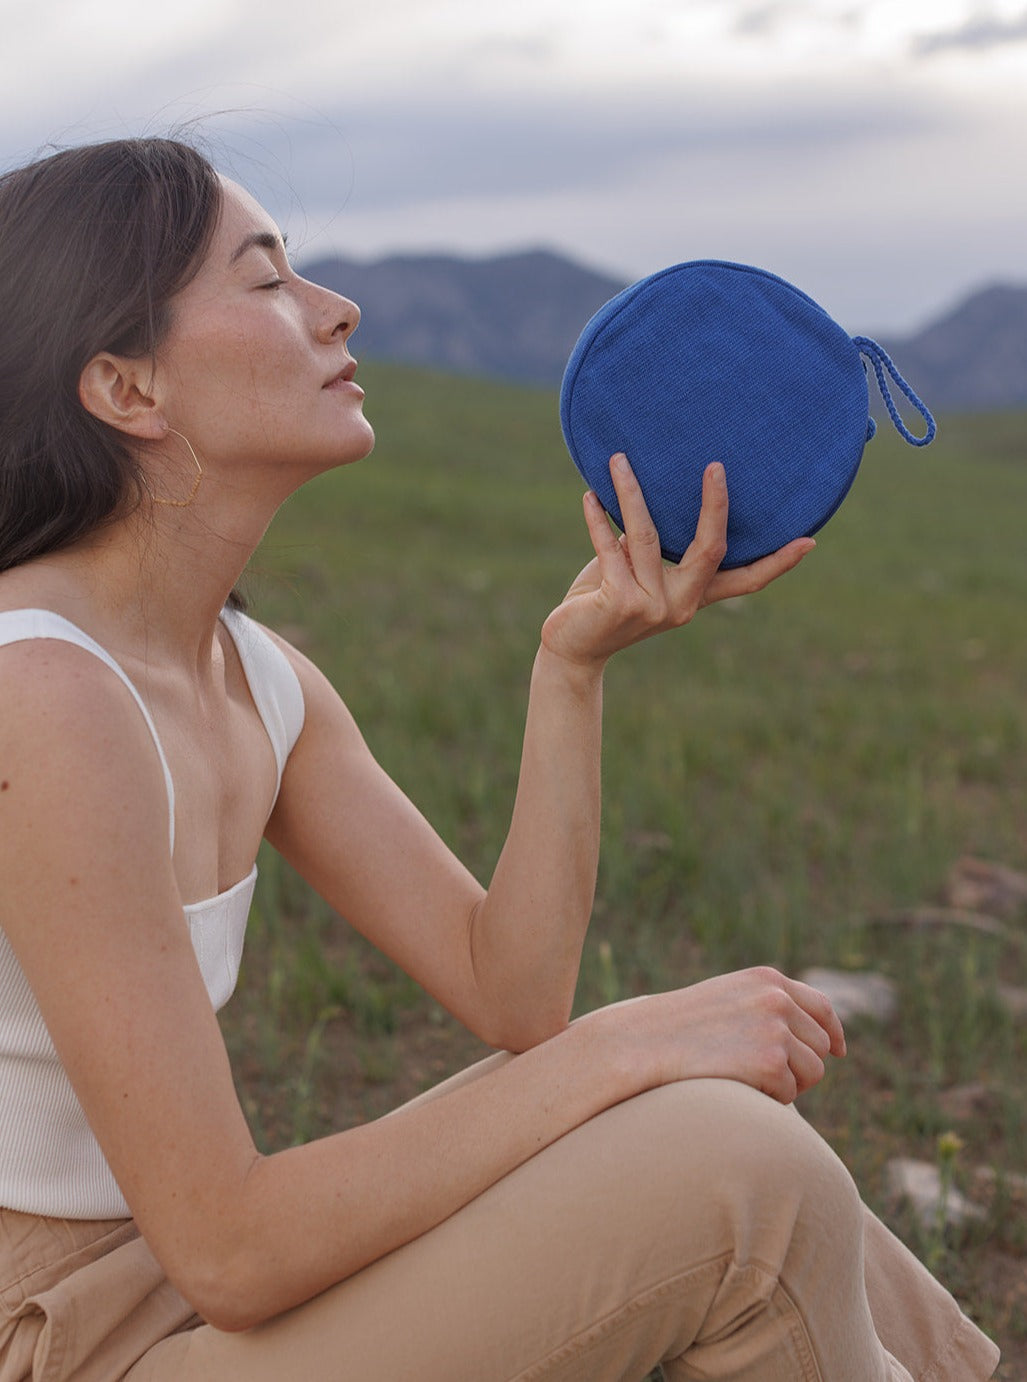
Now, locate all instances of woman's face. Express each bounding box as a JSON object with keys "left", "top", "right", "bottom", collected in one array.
[{"left": 152, "top": 178, "right": 374, "bottom": 490}]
